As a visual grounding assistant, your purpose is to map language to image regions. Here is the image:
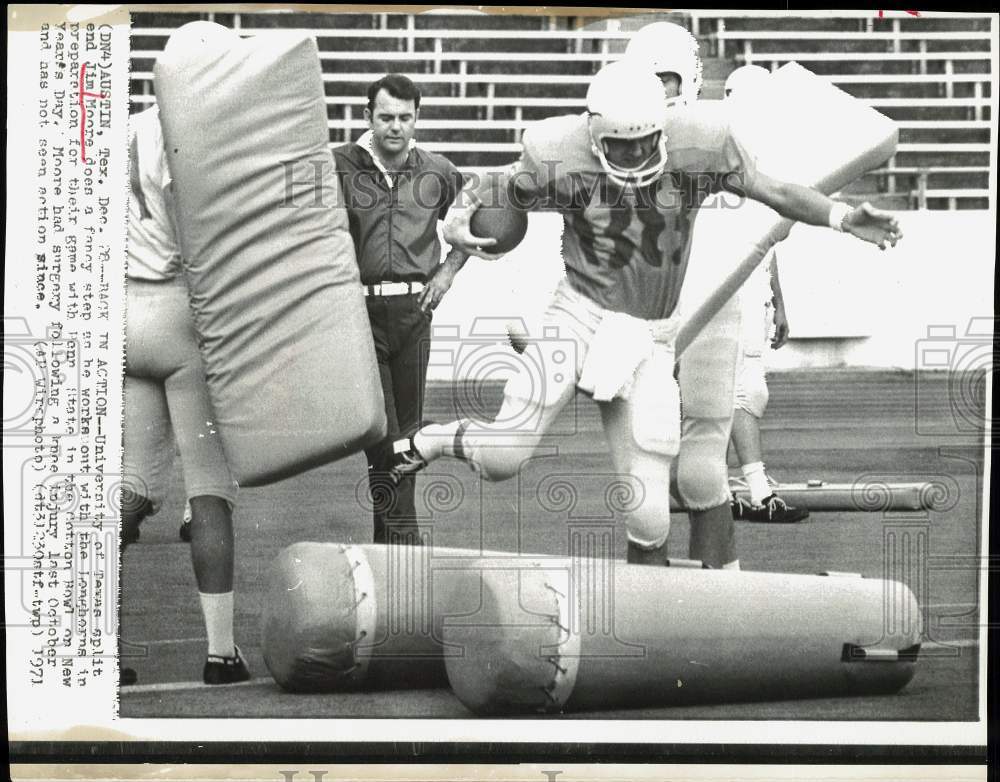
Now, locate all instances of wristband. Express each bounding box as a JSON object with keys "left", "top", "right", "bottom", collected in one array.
[{"left": 828, "top": 201, "right": 852, "bottom": 232}]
